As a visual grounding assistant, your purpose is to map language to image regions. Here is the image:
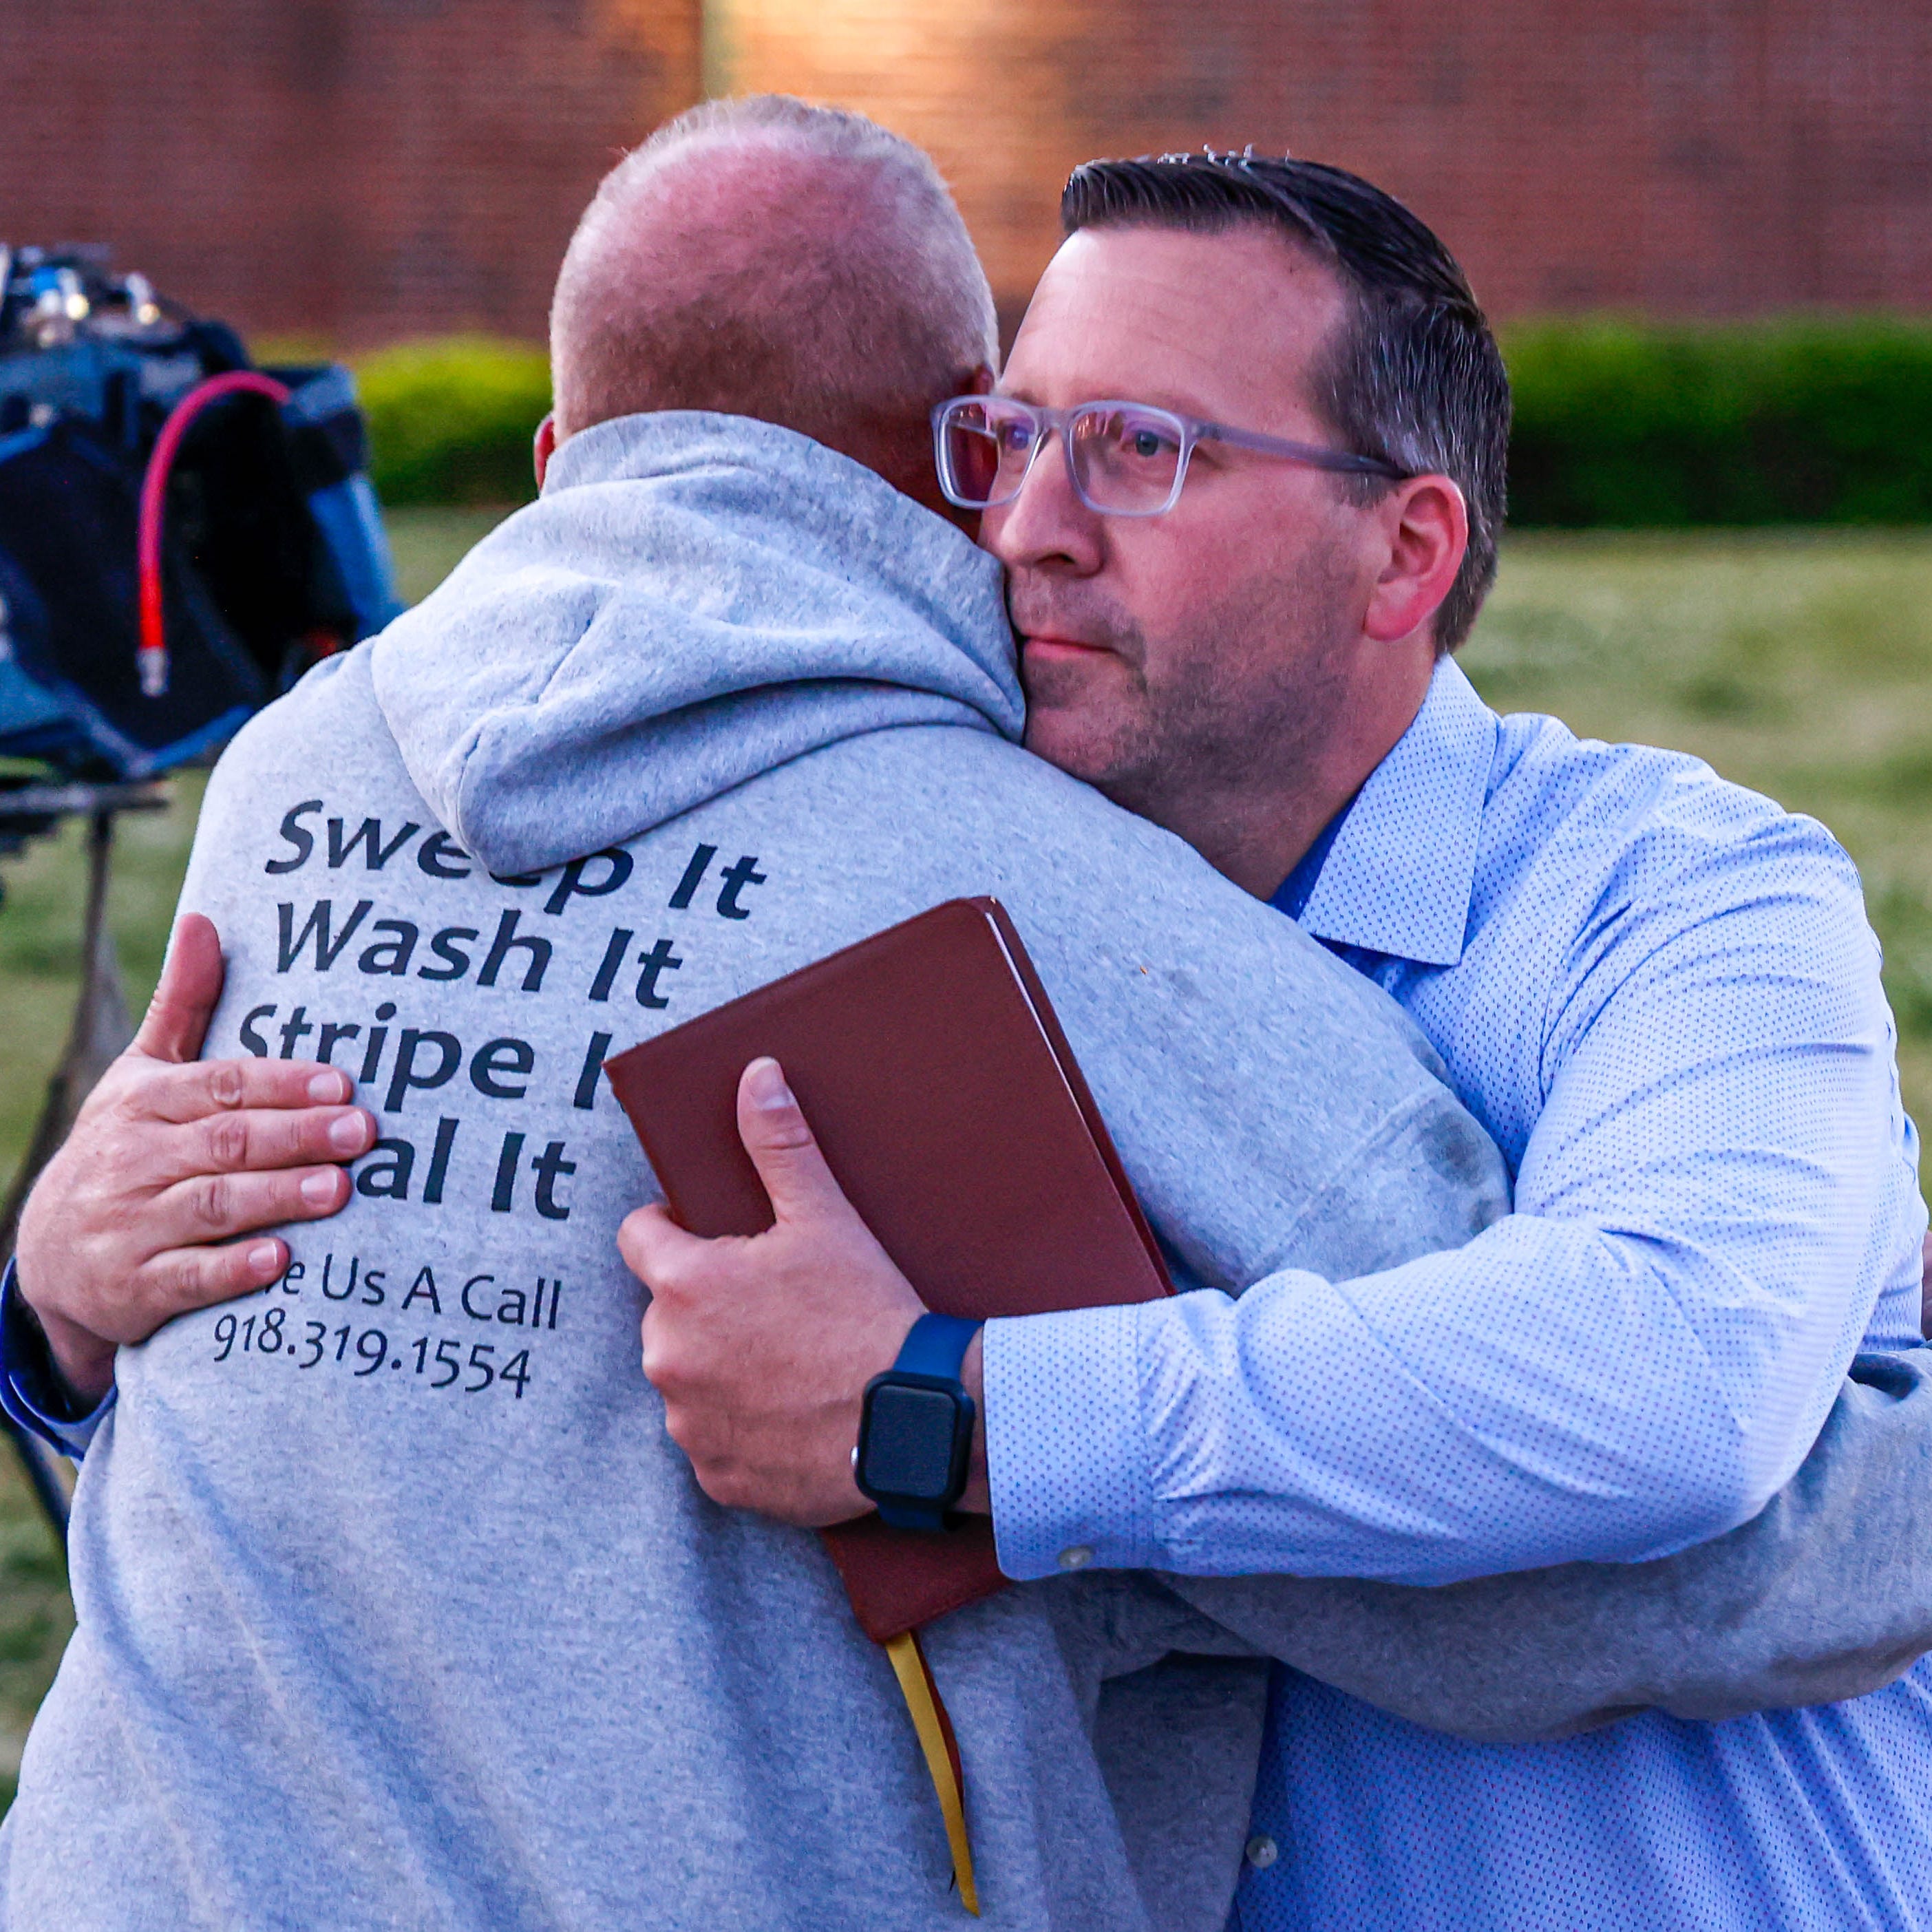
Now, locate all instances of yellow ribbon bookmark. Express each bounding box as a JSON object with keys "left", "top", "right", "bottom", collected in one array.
[{"left": 884, "top": 1630, "right": 979, "bottom": 1916}]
